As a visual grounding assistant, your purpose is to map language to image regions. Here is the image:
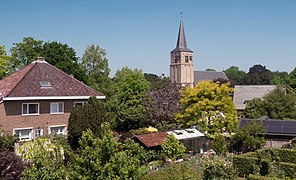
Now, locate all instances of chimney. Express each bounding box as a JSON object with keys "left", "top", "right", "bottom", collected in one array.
[{"left": 32, "top": 56, "right": 46, "bottom": 64}]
